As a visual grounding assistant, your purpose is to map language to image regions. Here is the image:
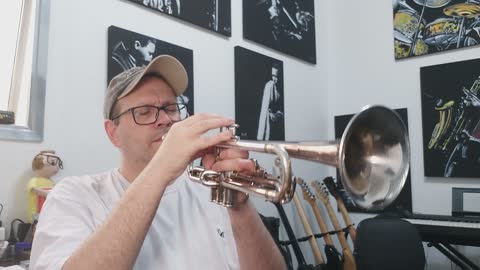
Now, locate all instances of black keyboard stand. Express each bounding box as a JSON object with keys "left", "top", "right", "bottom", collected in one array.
[
  {"left": 429, "top": 242, "right": 480, "bottom": 270},
  {"left": 402, "top": 211, "right": 480, "bottom": 269}
]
